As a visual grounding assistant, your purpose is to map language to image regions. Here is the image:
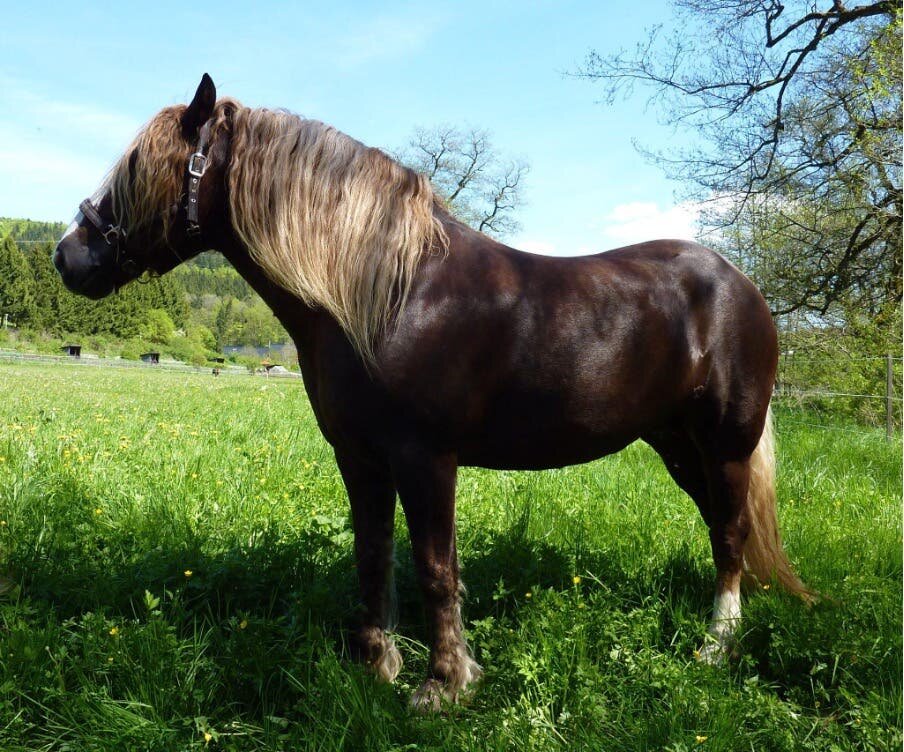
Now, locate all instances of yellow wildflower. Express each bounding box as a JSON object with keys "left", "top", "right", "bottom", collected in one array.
[
  {"left": 572, "top": 576, "right": 581, "bottom": 585},
  {"left": 109, "top": 627, "right": 119, "bottom": 636},
  {"left": 695, "top": 735, "right": 708, "bottom": 744},
  {"left": 94, "top": 508, "right": 103, "bottom": 515},
  {"left": 184, "top": 570, "right": 193, "bottom": 578},
  {"left": 204, "top": 731, "right": 212, "bottom": 744},
  {"left": 239, "top": 619, "right": 248, "bottom": 630},
  {"left": 525, "top": 592, "right": 532, "bottom": 599}
]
